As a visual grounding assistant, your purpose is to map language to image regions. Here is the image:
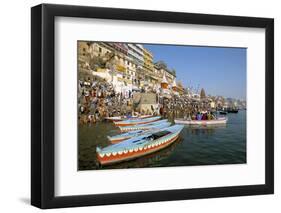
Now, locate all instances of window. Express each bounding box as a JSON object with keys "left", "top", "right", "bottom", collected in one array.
[{"left": 99, "top": 47, "right": 102, "bottom": 53}]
